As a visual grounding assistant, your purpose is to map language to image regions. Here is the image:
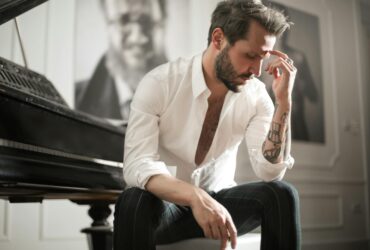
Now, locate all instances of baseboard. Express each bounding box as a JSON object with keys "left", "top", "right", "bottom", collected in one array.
[{"left": 302, "top": 239, "right": 370, "bottom": 250}]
